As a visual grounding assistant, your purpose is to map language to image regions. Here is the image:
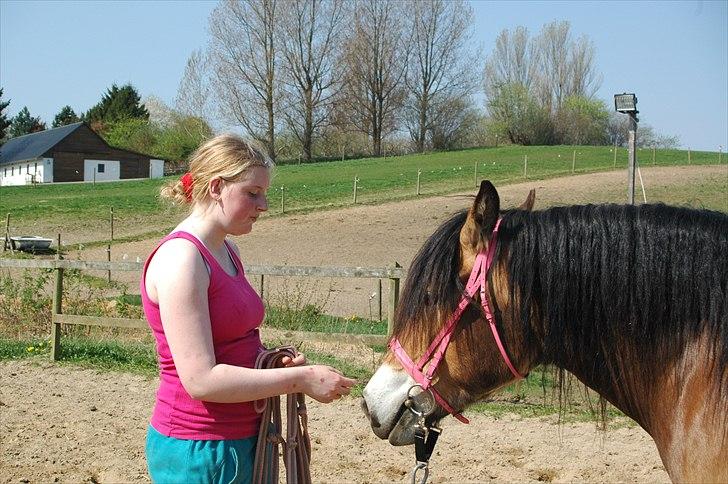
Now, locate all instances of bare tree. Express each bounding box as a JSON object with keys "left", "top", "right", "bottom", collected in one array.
[
  {"left": 280, "top": 0, "right": 345, "bottom": 161},
  {"left": 208, "top": 0, "right": 280, "bottom": 160},
  {"left": 403, "top": 0, "right": 477, "bottom": 152},
  {"left": 339, "top": 0, "right": 408, "bottom": 156},
  {"left": 483, "top": 26, "right": 538, "bottom": 100},
  {"left": 176, "top": 49, "right": 212, "bottom": 121},
  {"left": 535, "top": 20, "right": 602, "bottom": 111}
]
